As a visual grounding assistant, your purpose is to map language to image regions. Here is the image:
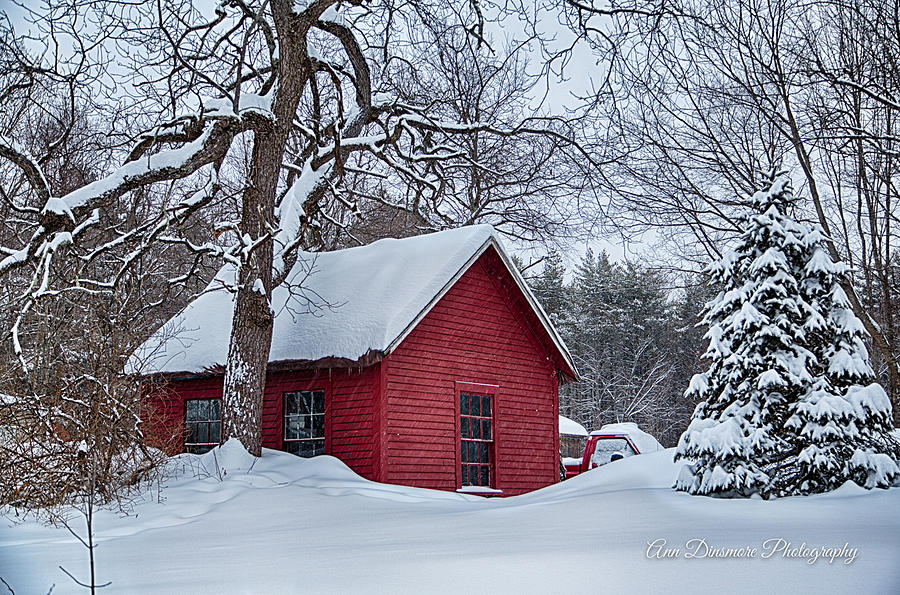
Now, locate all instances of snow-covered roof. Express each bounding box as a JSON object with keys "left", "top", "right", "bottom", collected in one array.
[
  {"left": 131, "top": 225, "right": 576, "bottom": 376},
  {"left": 559, "top": 415, "right": 588, "bottom": 436},
  {"left": 591, "top": 422, "right": 663, "bottom": 454}
]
